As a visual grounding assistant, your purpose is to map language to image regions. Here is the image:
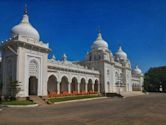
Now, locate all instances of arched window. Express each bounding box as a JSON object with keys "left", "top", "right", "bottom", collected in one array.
[
  {"left": 89, "top": 55, "right": 92, "bottom": 61},
  {"left": 107, "top": 70, "right": 110, "bottom": 75},
  {"left": 115, "top": 72, "right": 119, "bottom": 82},
  {"left": 94, "top": 55, "right": 97, "bottom": 60},
  {"left": 120, "top": 73, "right": 123, "bottom": 80},
  {"left": 98, "top": 55, "right": 101, "bottom": 60}
]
